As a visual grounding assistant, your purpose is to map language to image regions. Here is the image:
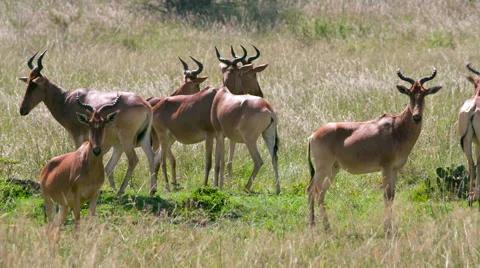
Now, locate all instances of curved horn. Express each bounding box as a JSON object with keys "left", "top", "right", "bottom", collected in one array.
[
  {"left": 27, "top": 52, "right": 38, "bottom": 70},
  {"left": 76, "top": 92, "right": 94, "bottom": 113},
  {"left": 246, "top": 45, "right": 260, "bottom": 64},
  {"left": 466, "top": 63, "right": 480, "bottom": 76},
  {"left": 178, "top": 57, "right": 189, "bottom": 76},
  {"left": 215, "top": 46, "right": 232, "bottom": 65},
  {"left": 230, "top": 45, "right": 237, "bottom": 58},
  {"left": 419, "top": 67, "right": 437, "bottom": 86},
  {"left": 232, "top": 46, "right": 247, "bottom": 66},
  {"left": 37, "top": 50, "right": 47, "bottom": 73},
  {"left": 190, "top": 56, "right": 203, "bottom": 77},
  {"left": 98, "top": 93, "right": 121, "bottom": 113},
  {"left": 397, "top": 68, "right": 415, "bottom": 85}
]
